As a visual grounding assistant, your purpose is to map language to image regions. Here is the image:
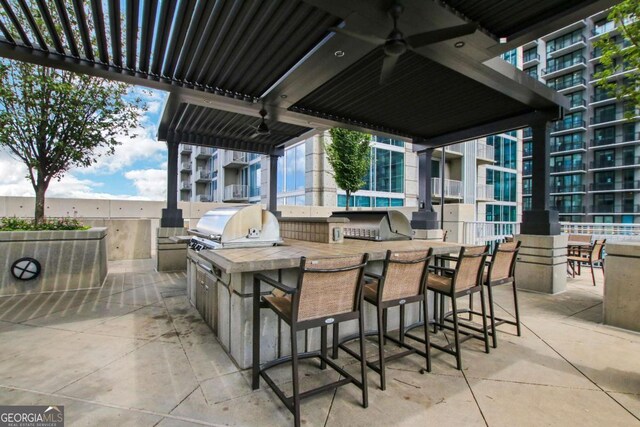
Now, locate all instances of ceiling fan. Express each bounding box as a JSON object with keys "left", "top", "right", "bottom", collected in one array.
[
  {"left": 249, "top": 108, "right": 271, "bottom": 139},
  {"left": 330, "top": 2, "right": 477, "bottom": 84}
]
